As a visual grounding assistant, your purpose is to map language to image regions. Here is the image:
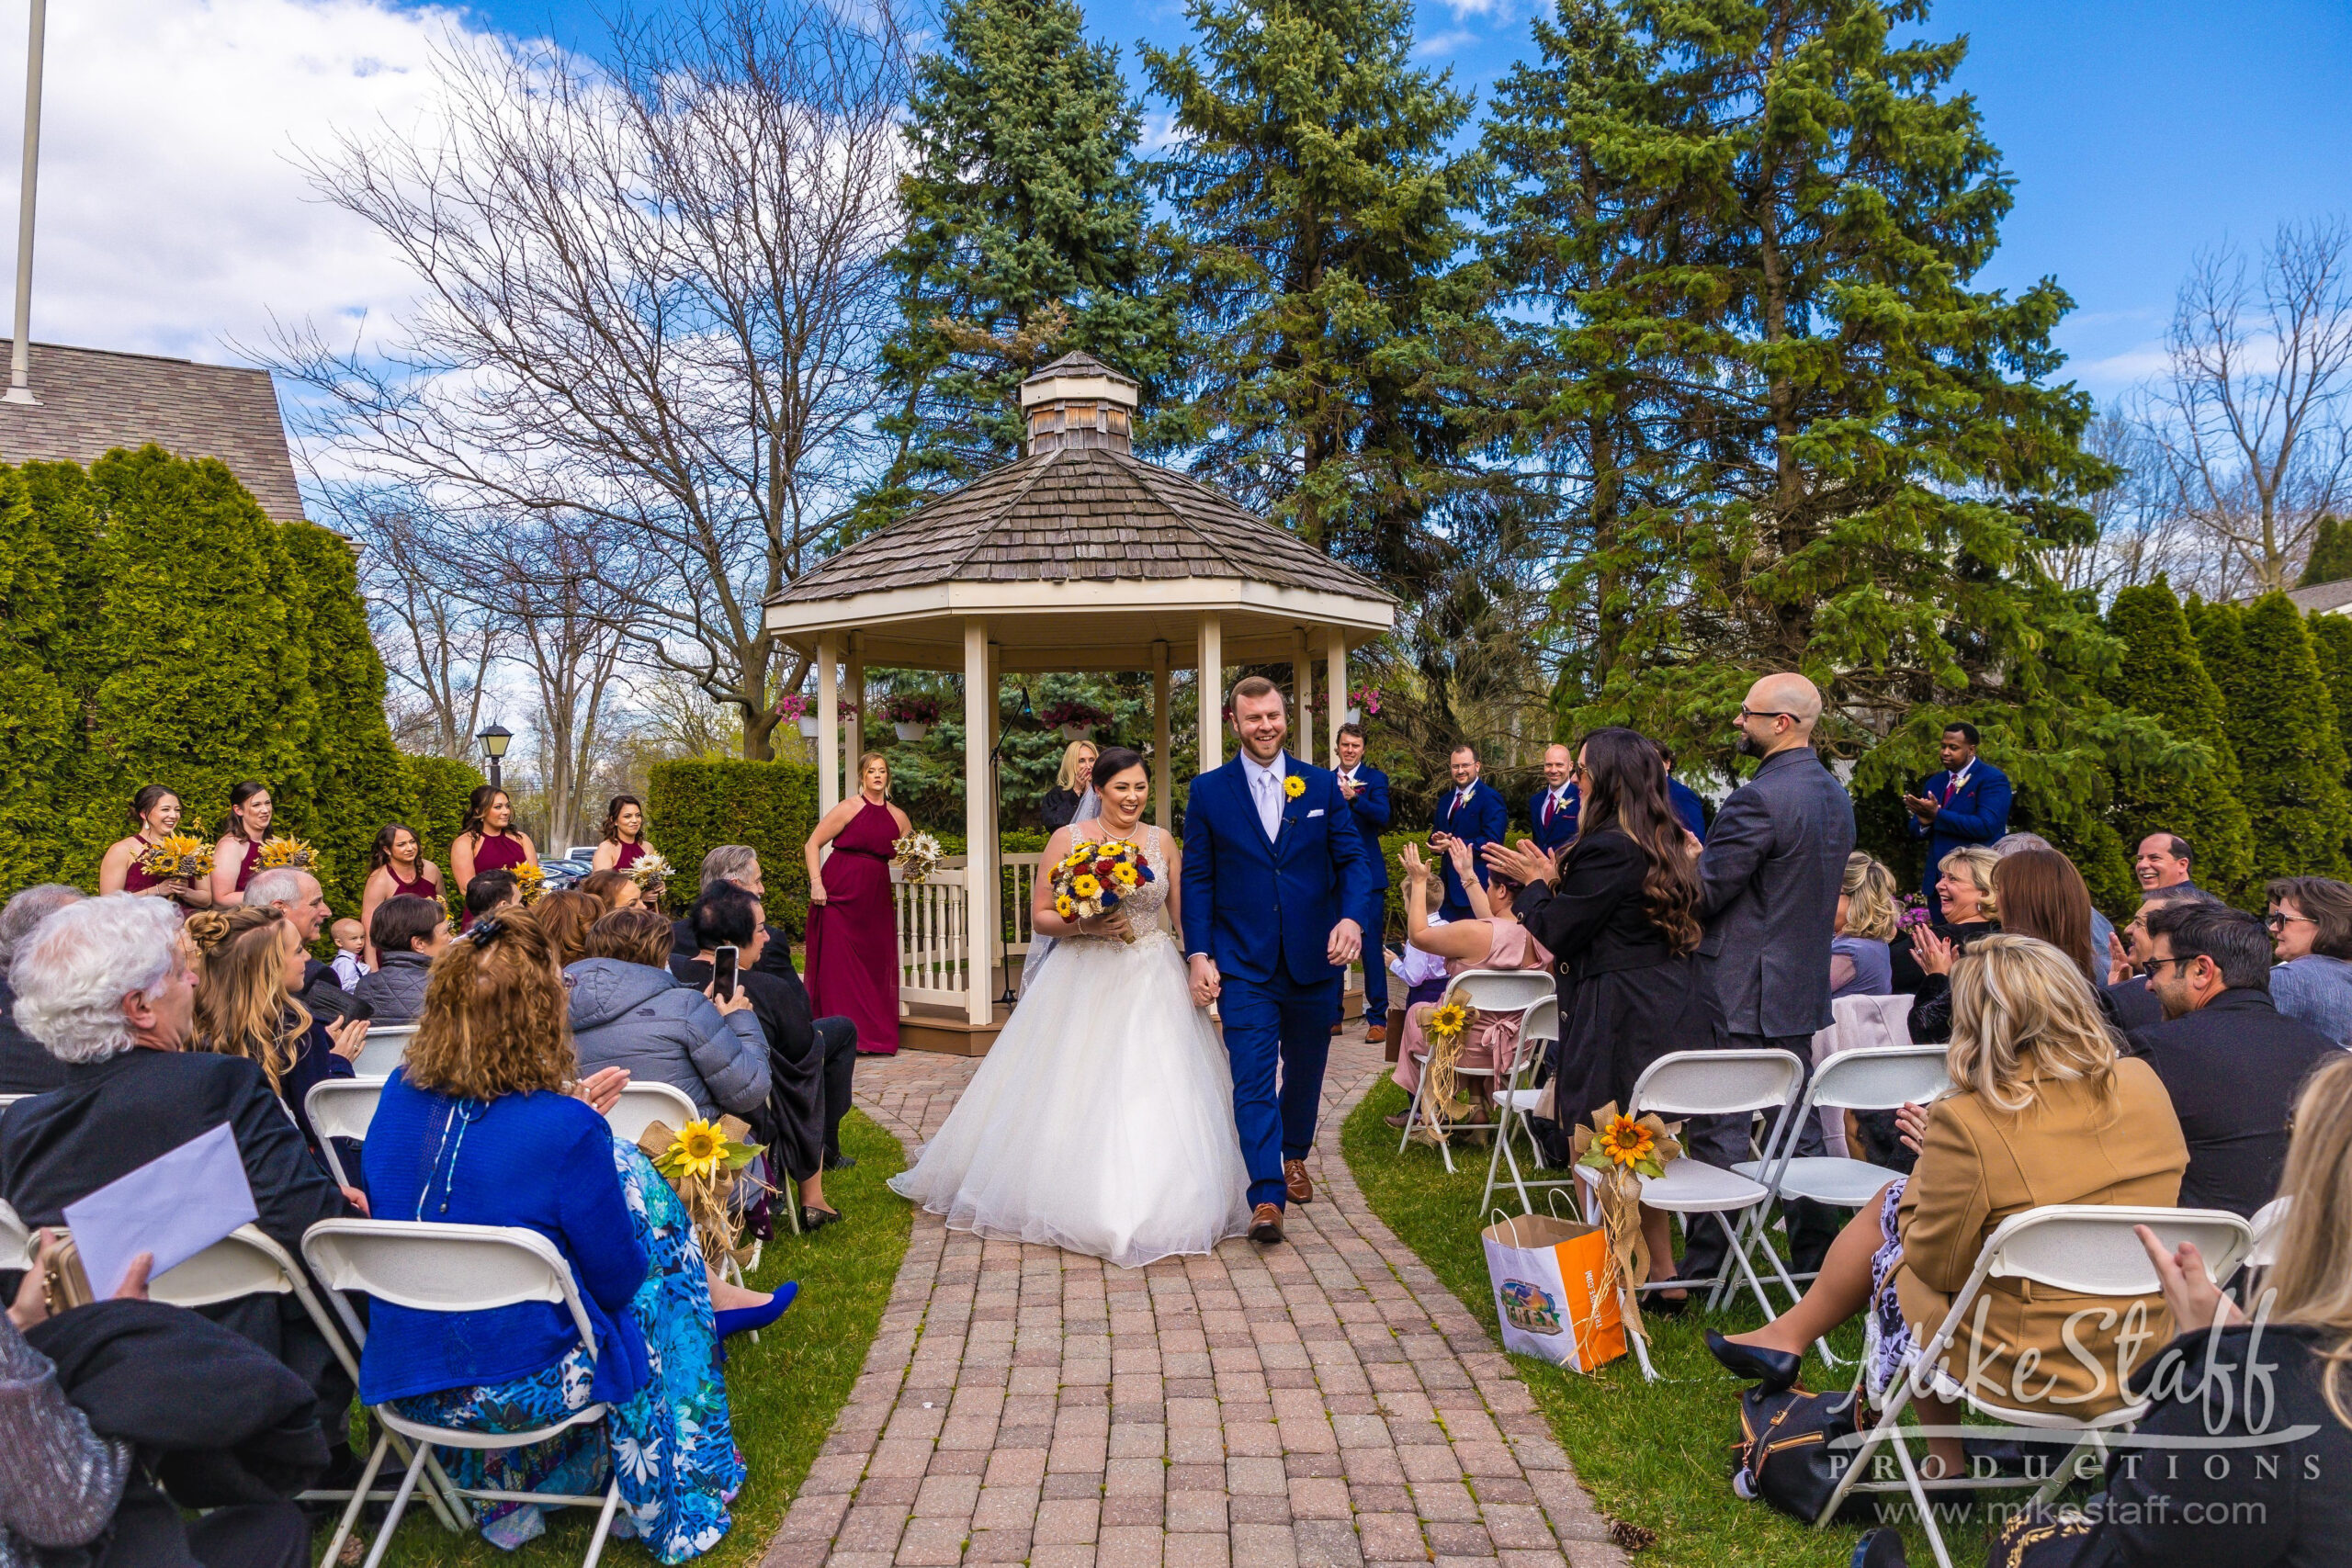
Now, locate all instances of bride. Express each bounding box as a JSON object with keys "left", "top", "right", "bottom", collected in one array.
[{"left": 889, "top": 746, "right": 1252, "bottom": 1267}]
